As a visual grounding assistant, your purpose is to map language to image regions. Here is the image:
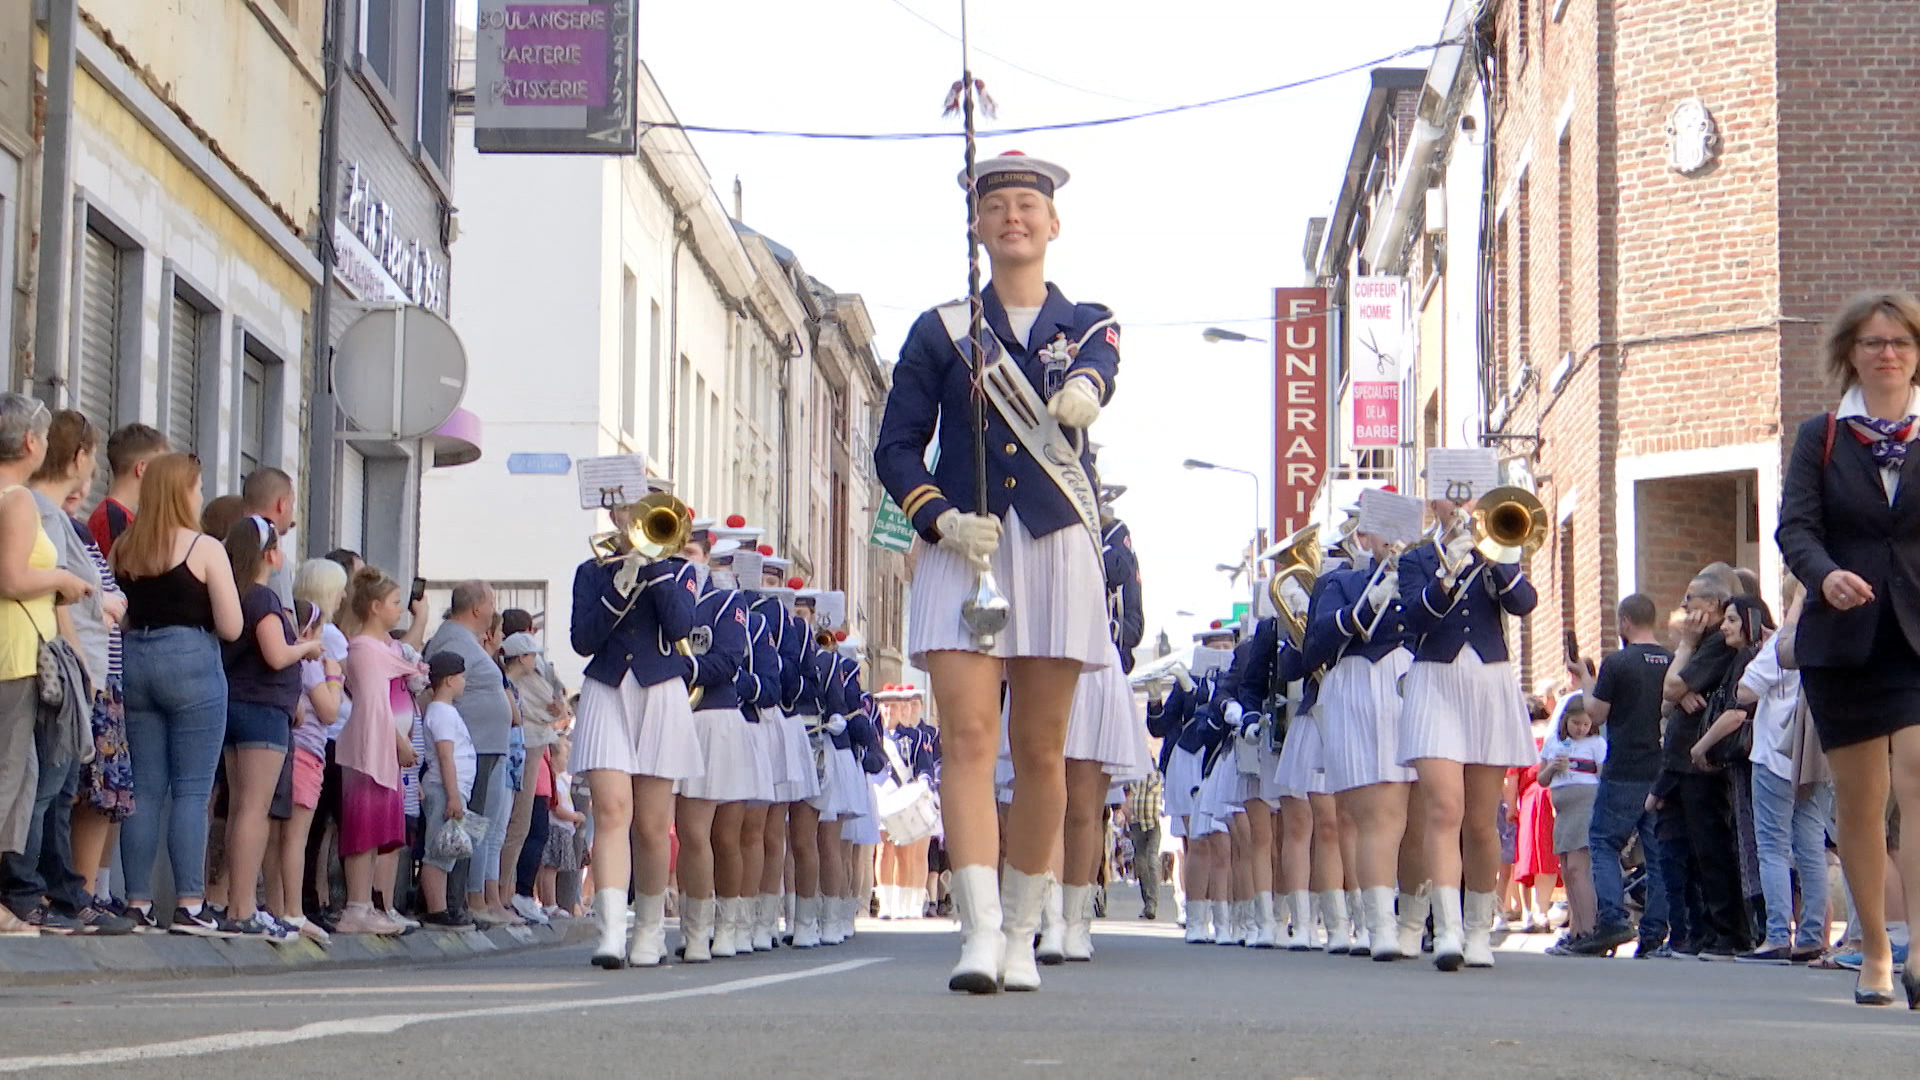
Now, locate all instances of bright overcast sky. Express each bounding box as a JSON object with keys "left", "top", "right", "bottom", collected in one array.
[{"left": 457, "top": 0, "right": 1447, "bottom": 655}]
